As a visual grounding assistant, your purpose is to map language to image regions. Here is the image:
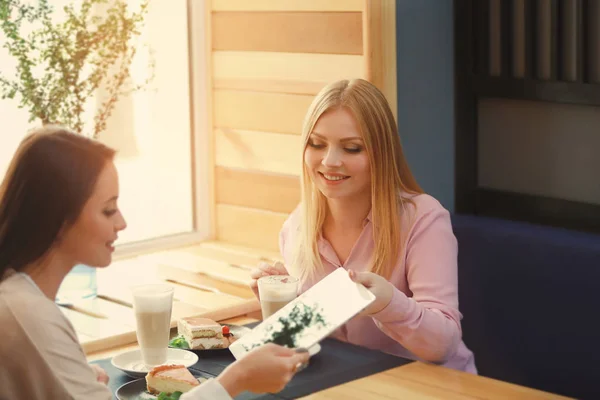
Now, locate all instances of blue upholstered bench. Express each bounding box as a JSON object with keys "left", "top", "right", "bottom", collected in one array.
[{"left": 452, "top": 214, "right": 600, "bottom": 400}]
